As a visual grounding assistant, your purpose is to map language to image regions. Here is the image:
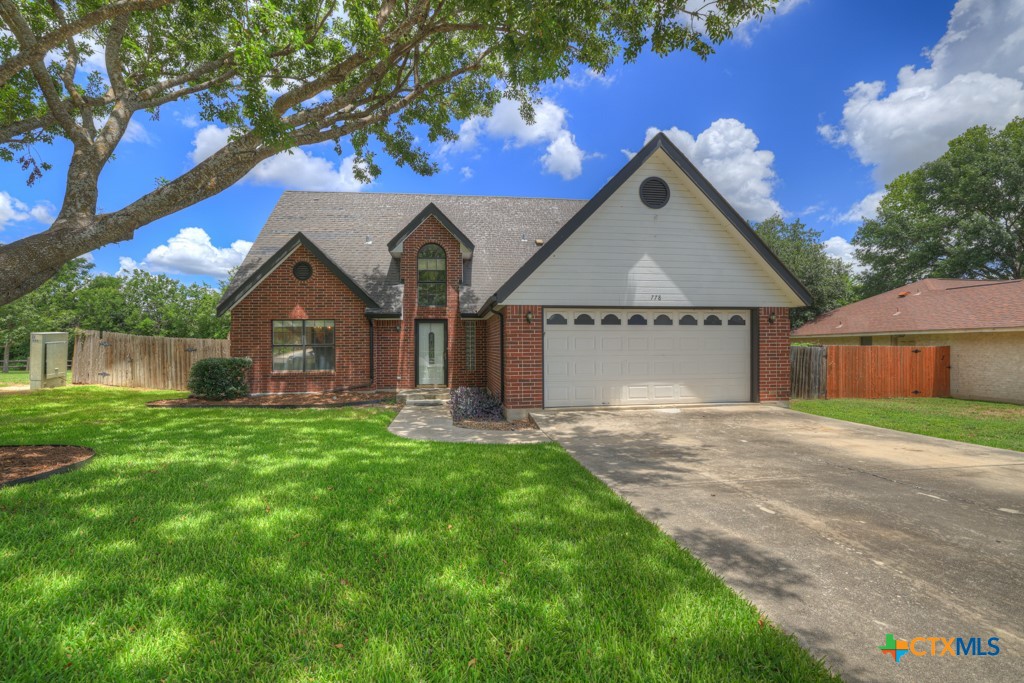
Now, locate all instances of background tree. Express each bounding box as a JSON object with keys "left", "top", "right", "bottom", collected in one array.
[
  {"left": 0, "top": 0, "right": 778, "bottom": 305},
  {"left": 753, "top": 215, "right": 855, "bottom": 327},
  {"left": 853, "top": 117, "right": 1024, "bottom": 297}
]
